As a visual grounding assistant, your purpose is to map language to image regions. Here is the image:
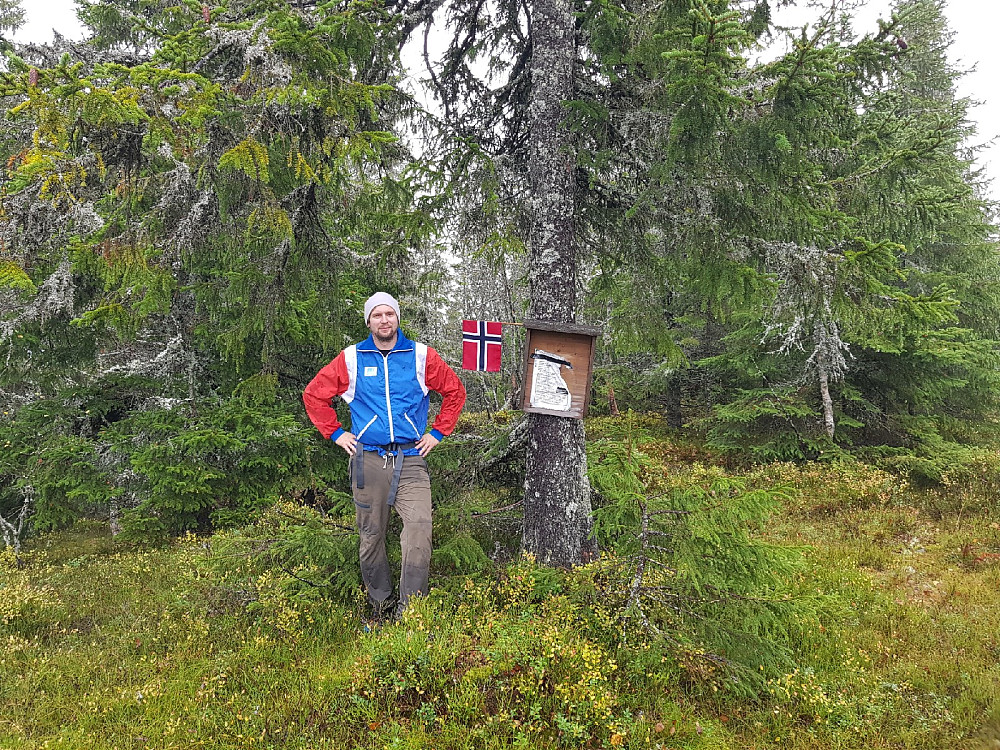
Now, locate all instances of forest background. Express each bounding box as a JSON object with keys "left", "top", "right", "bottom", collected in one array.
[
  {"left": 1, "top": 0, "right": 996, "bottom": 544},
  {"left": 2, "top": 0, "right": 1000, "bottom": 748}
]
